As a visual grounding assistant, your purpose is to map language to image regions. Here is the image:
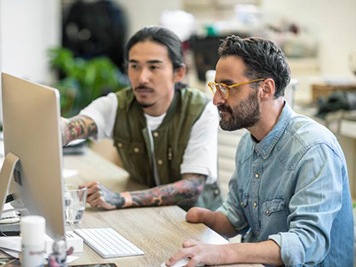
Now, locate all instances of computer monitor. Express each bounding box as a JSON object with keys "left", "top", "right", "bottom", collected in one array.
[{"left": 0, "top": 73, "right": 66, "bottom": 240}]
